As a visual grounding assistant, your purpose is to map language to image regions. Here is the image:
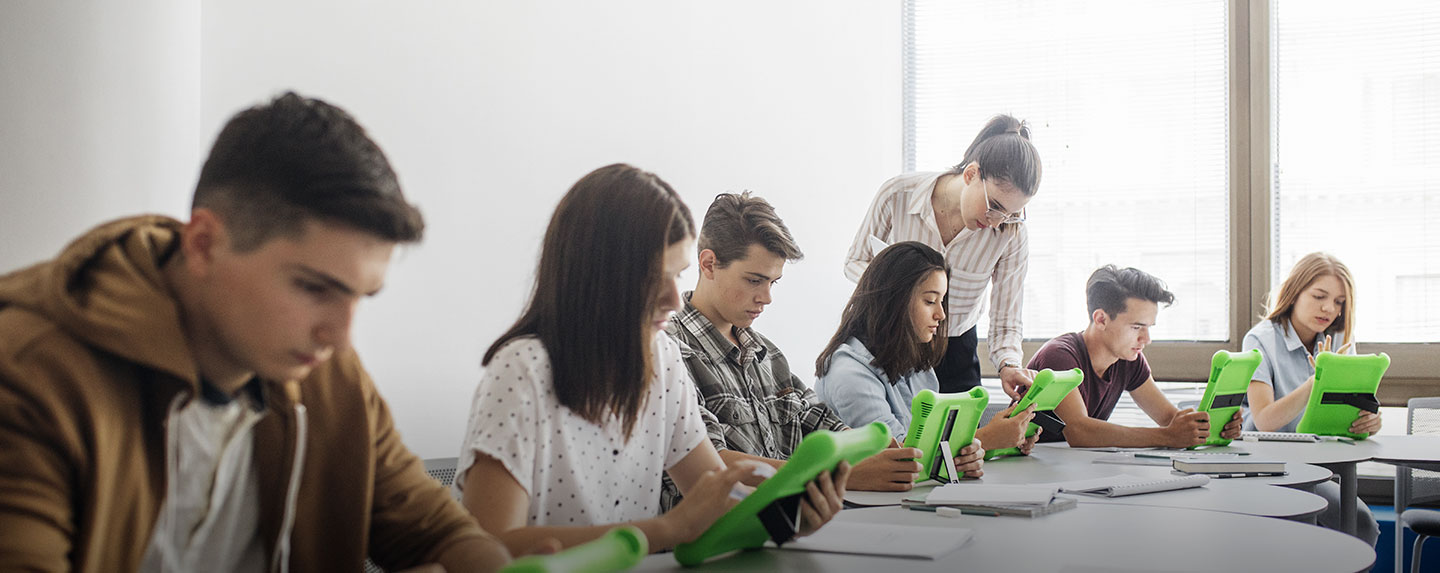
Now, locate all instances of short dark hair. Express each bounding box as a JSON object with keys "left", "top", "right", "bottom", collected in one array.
[
  {"left": 1086, "top": 265, "right": 1175, "bottom": 320},
  {"left": 485, "top": 164, "right": 694, "bottom": 440},
  {"left": 193, "top": 91, "right": 424, "bottom": 251},
  {"left": 816, "top": 241, "right": 948, "bottom": 382},
  {"left": 697, "top": 192, "right": 803, "bottom": 267},
  {"left": 953, "top": 114, "right": 1043, "bottom": 198}
]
